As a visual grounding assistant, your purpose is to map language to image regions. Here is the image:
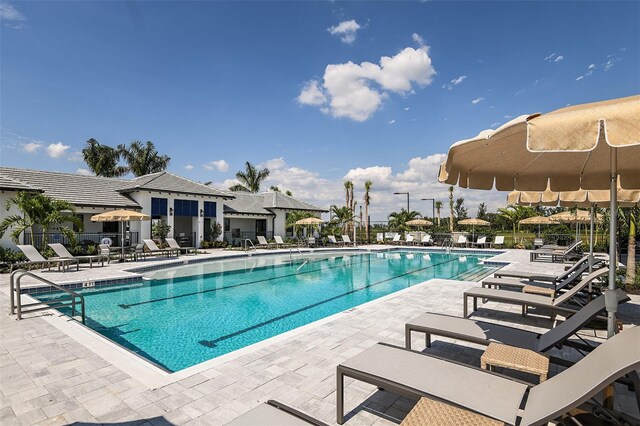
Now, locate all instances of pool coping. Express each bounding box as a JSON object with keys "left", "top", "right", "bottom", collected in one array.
[{"left": 16, "top": 247, "right": 509, "bottom": 388}]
